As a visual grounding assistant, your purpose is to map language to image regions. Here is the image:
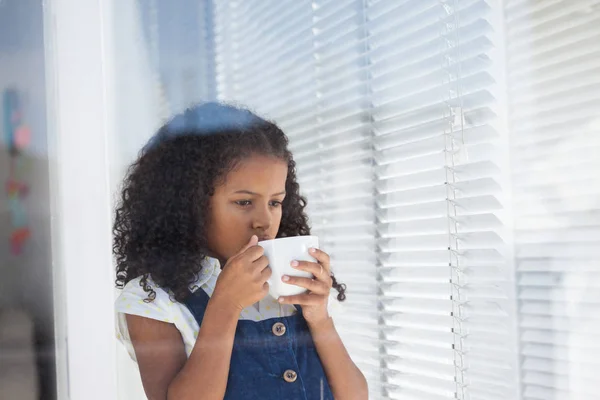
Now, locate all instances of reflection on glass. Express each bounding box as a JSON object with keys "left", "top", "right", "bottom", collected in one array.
[
  {"left": 0, "top": 0, "right": 55, "bottom": 399},
  {"left": 113, "top": 103, "right": 365, "bottom": 399},
  {"left": 2, "top": 0, "right": 599, "bottom": 399},
  {"left": 113, "top": 1, "right": 600, "bottom": 399},
  {"left": 109, "top": 0, "right": 600, "bottom": 399}
]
